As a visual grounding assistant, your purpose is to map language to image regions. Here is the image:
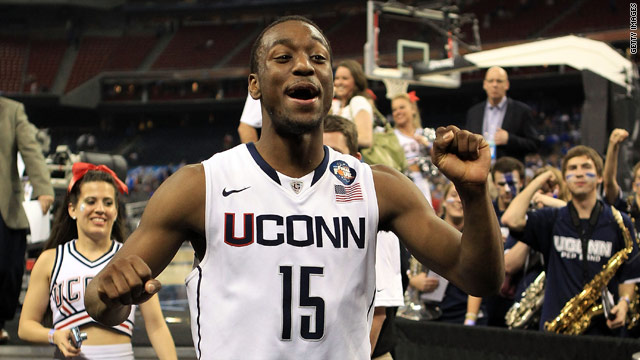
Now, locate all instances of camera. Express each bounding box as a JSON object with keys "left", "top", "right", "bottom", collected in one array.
[{"left": 70, "top": 327, "right": 88, "bottom": 348}]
